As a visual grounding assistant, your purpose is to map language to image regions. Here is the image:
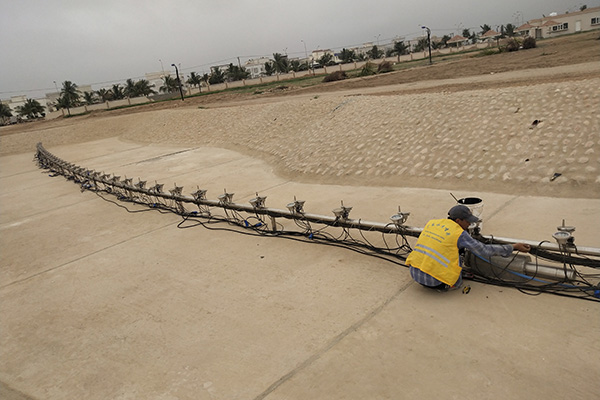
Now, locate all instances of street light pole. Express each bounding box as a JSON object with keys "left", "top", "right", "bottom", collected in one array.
[
  {"left": 301, "top": 40, "right": 310, "bottom": 73},
  {"left": 421, "top": 26, "right": 432, "bottom": 65},
  {"left": 171, "top": 63, "right": 184, "bottom": 101},
  {"left": 53, "top": 80, "right": 60, "bottom": 112}
]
